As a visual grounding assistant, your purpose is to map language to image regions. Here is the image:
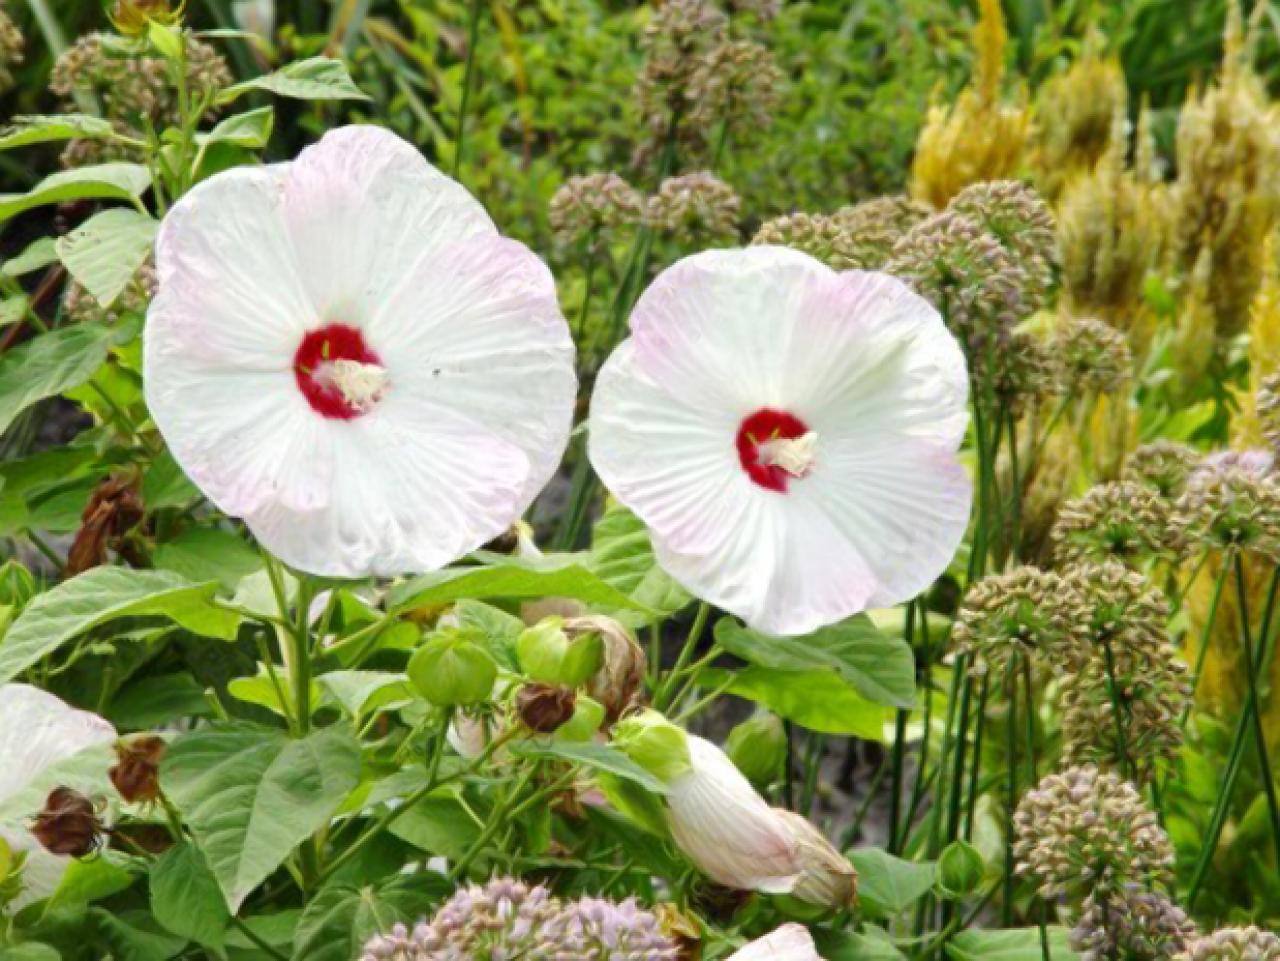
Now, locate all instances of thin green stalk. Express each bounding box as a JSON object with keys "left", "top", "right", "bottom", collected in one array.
[
  {"left": 1233, "top": 553, "right": 1280, "bottom": 868},
  {"left": 798, "top": 731, "right": 824, "bottom": 818},
  {"left": 1182, "top": 557, "right": 1232, "bottom": 726},
  {"left": 963, "top": 674, "right": 990, "bottom": 841},
  {"left": 889, "top": 602, "right": 916, "bottom": 853},
  {"left": 653, "top": 602, "right": 711, "bottom": 708},
  {"left": 452, "top": 0, "right": 485, "bottom": 177},
  {"left": 1022, "top": 660, "right": 1049, "bottom": 961},
  {"left": 1002, "top": 662, "right": 1018, "bottom": 926},
  {"left": 1100, "top": 638, "right": 1135, "bottom": 782}
]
